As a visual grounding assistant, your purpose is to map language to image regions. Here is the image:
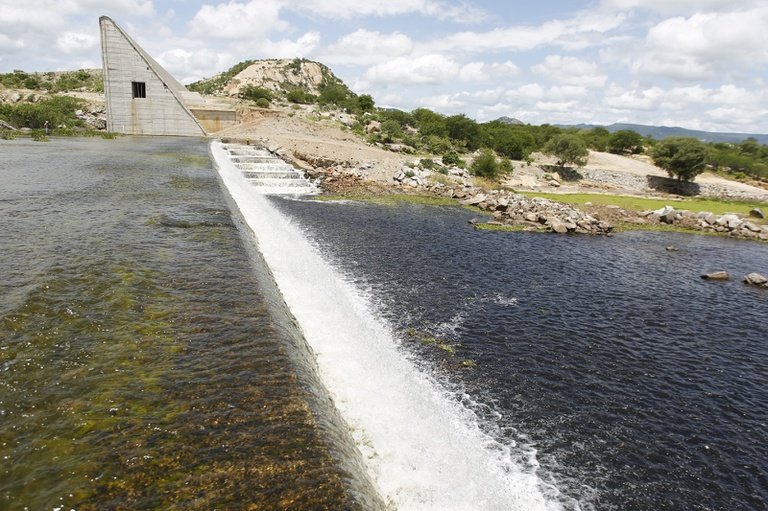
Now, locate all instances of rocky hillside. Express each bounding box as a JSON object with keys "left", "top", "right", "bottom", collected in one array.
[{"left": 187, "top": 58, "right": 349, "bottom": 99}]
